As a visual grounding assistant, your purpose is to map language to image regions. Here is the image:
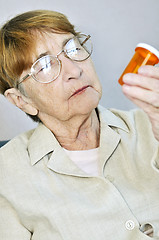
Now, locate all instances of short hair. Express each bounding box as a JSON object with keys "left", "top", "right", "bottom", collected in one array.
[{"left": 0, "top": 10, "right": 77, "bottom": 122}]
